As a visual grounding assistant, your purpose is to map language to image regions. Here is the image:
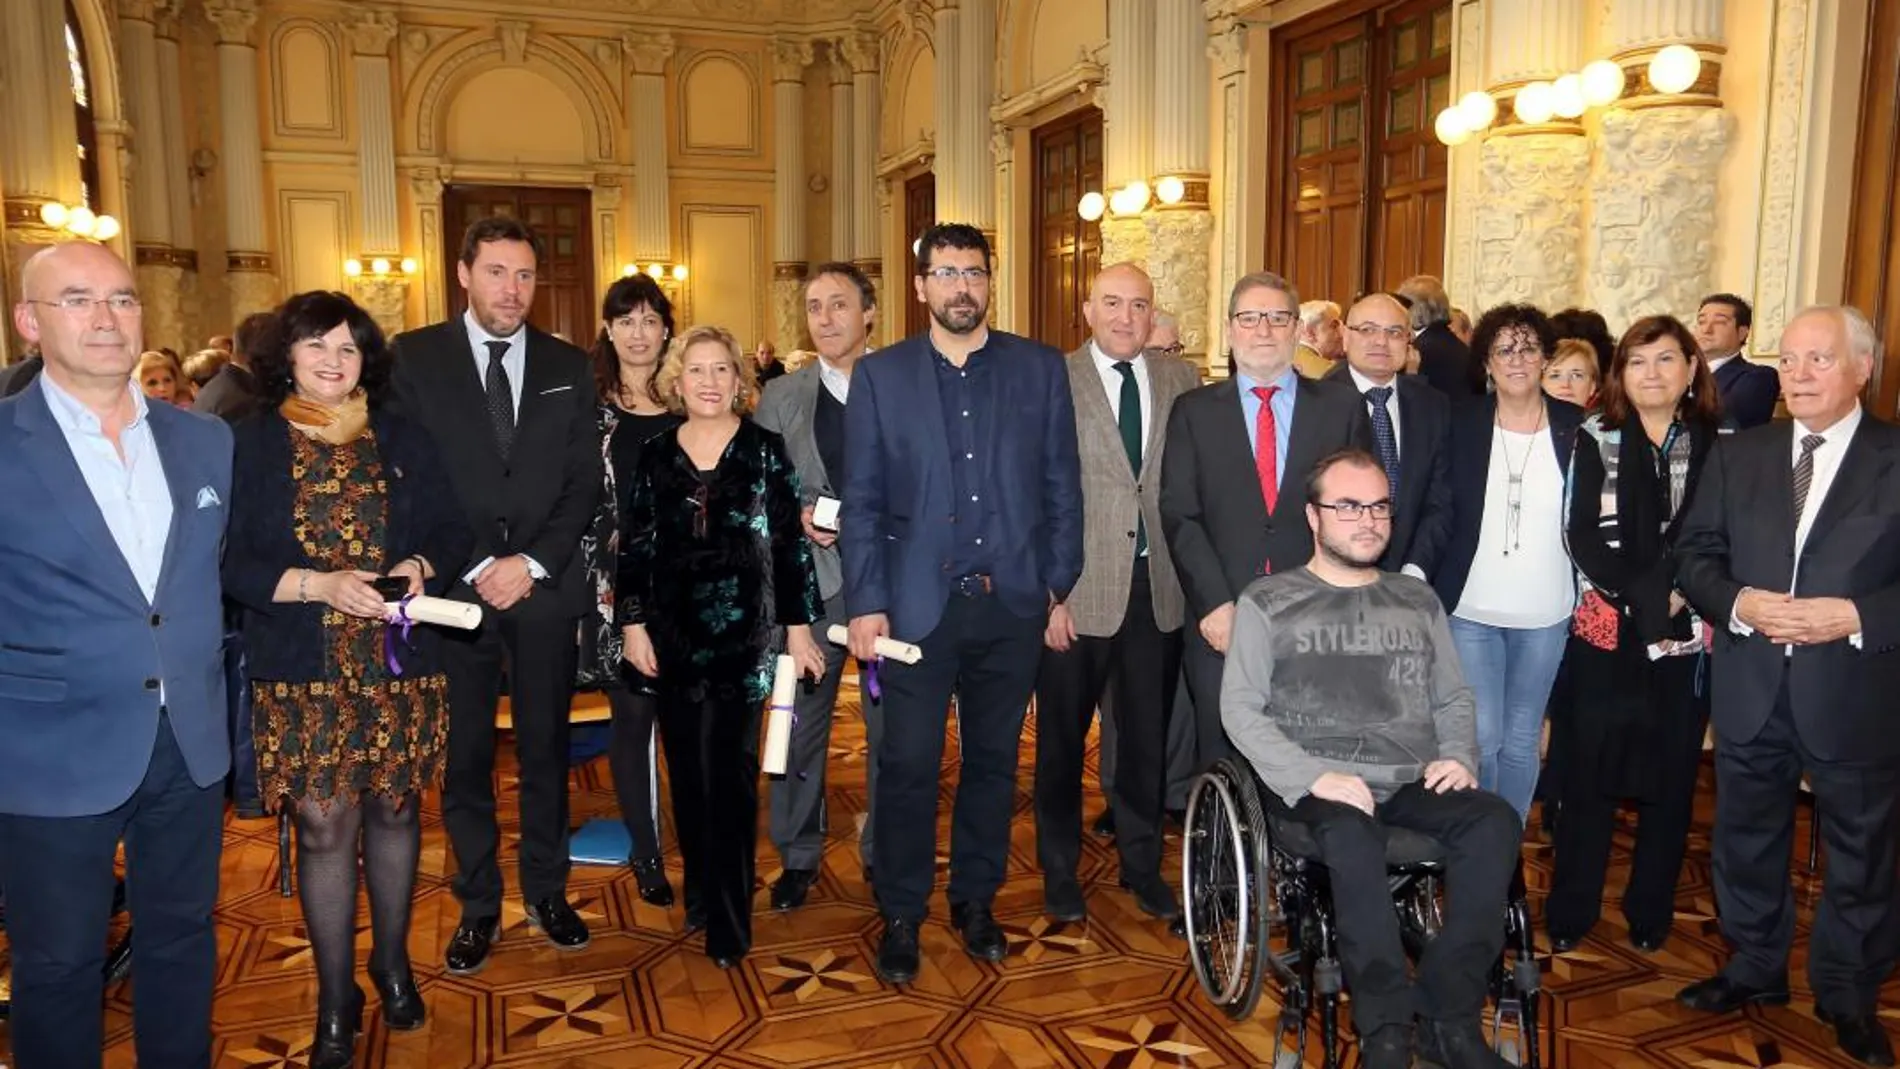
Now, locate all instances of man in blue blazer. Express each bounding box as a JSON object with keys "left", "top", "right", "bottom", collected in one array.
[
  {"left": 1697, "top": 293, "right": 1779, "bottom": 429},
  {"left": 0, "top": 242, "right": 233, "bottom": 1069},
  {"left": 843, "top": 223, "right": 1084, "bottom": 983}
]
